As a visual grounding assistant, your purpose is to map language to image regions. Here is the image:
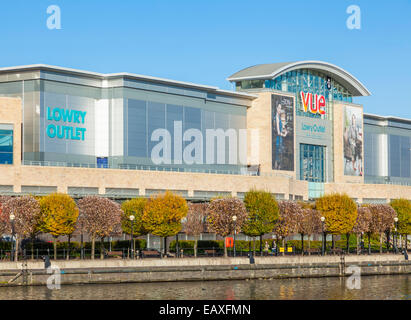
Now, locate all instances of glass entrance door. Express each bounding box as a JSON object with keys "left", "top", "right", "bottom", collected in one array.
[{"left": 300, "top": 144, "right": 325, "bottom": 182}]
